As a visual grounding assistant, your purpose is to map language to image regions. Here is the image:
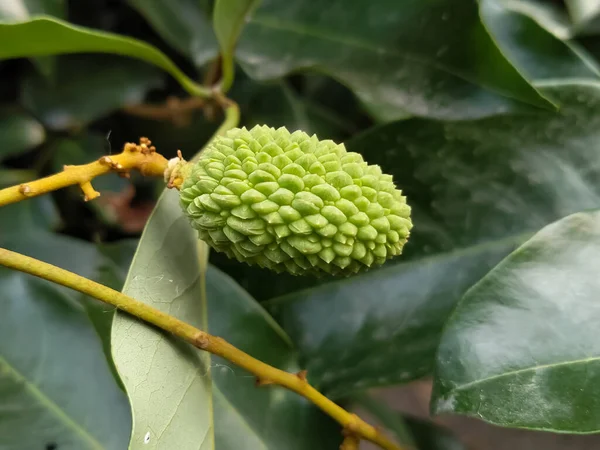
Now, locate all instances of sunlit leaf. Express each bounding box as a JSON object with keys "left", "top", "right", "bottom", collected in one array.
[{"left": 433, "top": 210, "right": 600, "bottom": 432}]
